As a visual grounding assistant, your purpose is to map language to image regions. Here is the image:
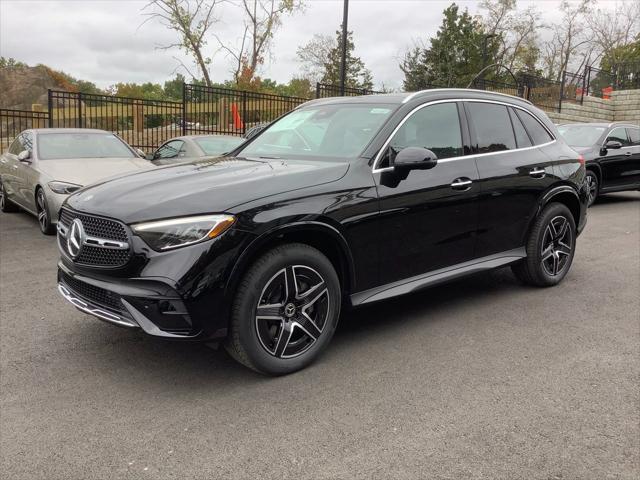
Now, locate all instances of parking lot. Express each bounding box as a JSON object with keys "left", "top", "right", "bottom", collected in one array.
[{"left": 0, "top": 192, "right": 638, "bottom": 479}]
